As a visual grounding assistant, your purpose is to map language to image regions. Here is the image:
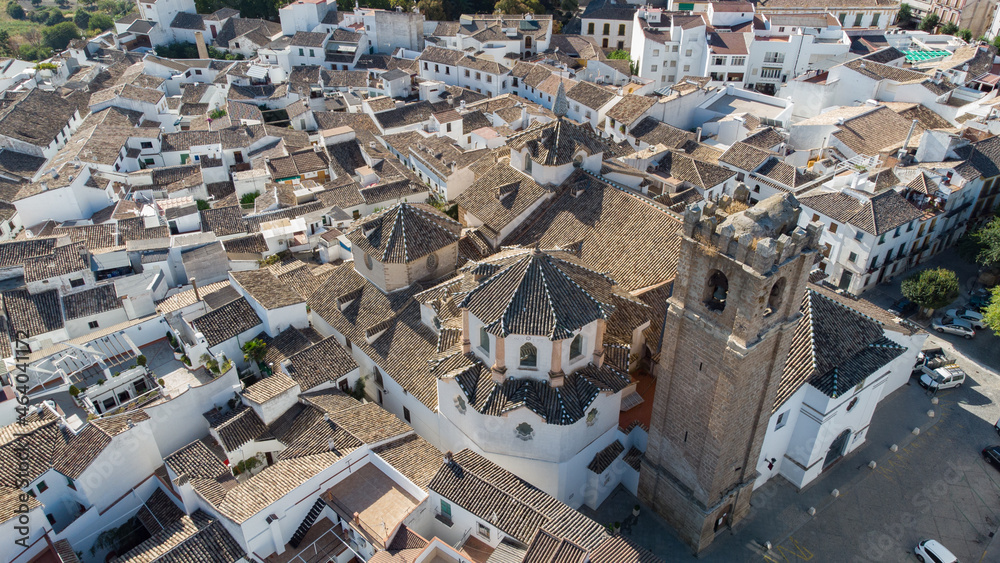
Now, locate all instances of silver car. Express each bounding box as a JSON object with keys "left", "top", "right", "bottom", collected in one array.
[
  {"left": 930, "top": 316, "right": 976, "bottom": 339},
  {"left": 944, "top": 308, "right": 987, "bottom": 330}
]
